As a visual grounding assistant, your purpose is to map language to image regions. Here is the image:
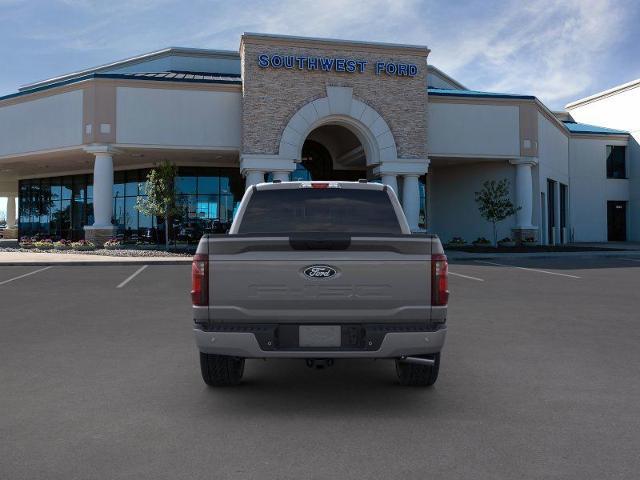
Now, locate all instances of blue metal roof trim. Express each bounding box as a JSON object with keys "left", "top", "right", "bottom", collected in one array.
[
  {"left": 428, "top": 87, "right": 535, "bottom": 100},
  {"left": 562, "top": 121, "right": 628, "bottom": 135},
  {"left": 0, "top": 72, "right": 242, "bottom": 102}
]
